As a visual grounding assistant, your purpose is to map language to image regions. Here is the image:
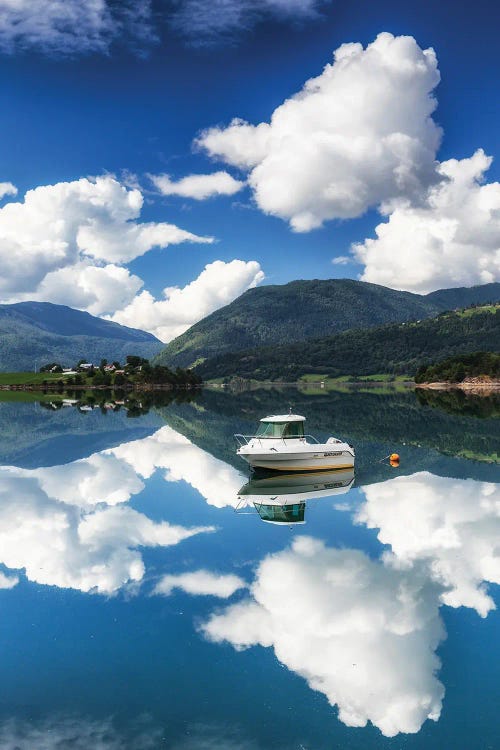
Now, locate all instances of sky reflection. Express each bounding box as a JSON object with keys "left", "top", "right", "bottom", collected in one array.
[{"left": 0, "top": 398, "right": 498, "bottom": 746}]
